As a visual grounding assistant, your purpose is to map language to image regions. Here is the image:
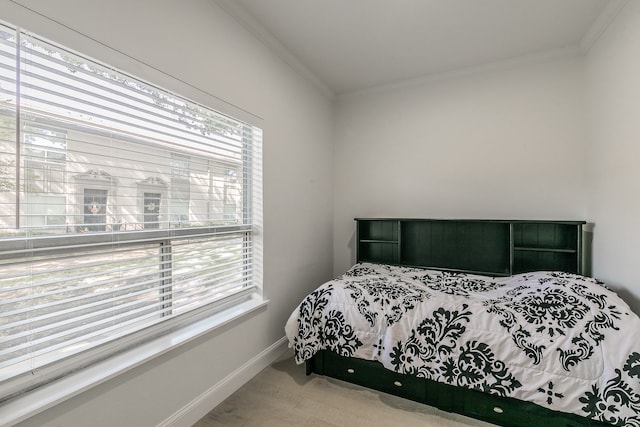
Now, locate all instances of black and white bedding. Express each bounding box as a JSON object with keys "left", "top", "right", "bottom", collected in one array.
[{"left": 285, "top": 262, "right": 640, "bottom": 426}]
